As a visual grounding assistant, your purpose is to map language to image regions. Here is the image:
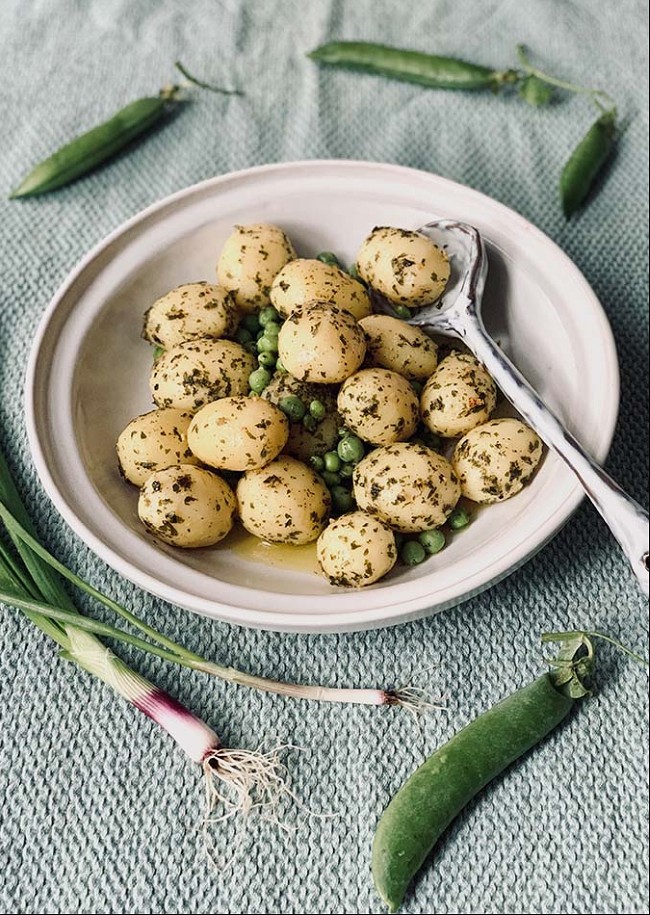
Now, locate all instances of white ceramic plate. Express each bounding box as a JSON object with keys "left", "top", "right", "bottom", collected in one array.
[{"left": 26, "top": 161, "right": 619, "bottom": 633}]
